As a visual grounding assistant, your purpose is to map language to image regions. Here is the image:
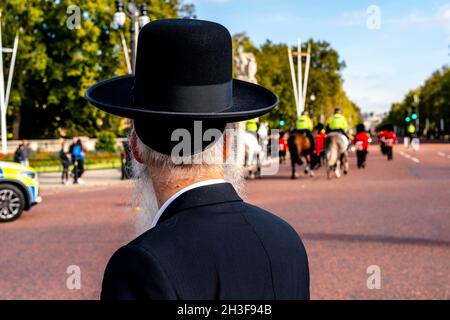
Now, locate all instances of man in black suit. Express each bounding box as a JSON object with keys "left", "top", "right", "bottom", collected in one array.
[{"left": 86, "top": 18, "right": 309, "bottom": 300}]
